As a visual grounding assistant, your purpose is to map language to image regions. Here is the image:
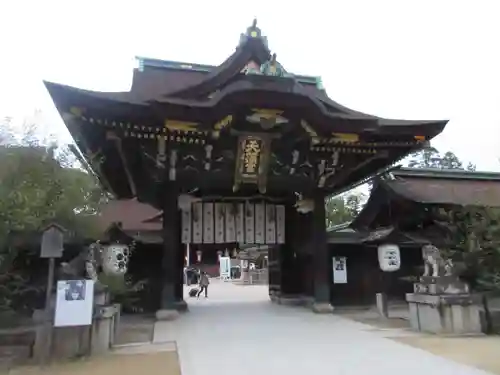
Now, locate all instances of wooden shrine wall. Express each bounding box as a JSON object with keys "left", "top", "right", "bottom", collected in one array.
[{"left": 181, "top": 203, "right": 285, "bottom": 244}]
